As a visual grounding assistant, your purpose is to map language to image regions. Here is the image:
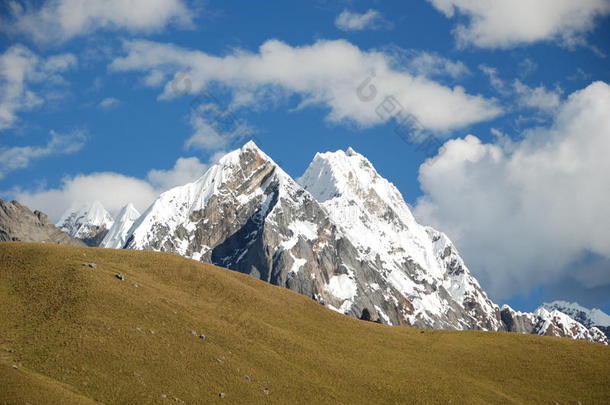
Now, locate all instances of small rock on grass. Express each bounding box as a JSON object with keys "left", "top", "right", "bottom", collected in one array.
[
  {"left": 262, "top": 388, "right": 270, "bottom": 395},
  {"left": 219, "top": 392, "right": 225, "bottom": 399},
  {"left": 115, "top": 274, "right": 125, "bottom": 281}
]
